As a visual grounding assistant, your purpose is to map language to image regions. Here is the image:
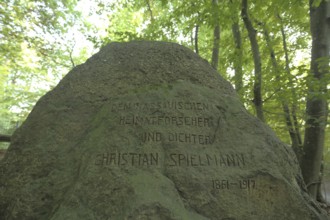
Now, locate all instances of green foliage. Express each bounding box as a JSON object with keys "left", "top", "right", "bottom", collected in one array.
[{"left": 0, "top": 0, "right": 90, "bottom": 140}]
